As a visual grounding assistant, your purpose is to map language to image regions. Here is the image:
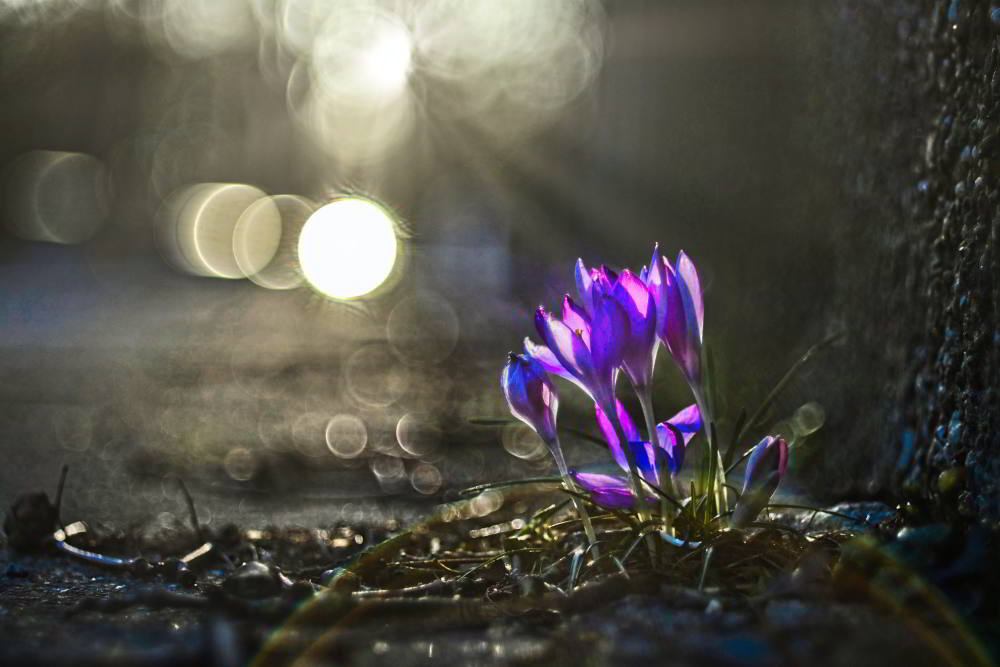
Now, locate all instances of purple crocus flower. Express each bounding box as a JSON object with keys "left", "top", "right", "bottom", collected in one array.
[
  {"left": 575, "top": 260, "right": 619, "bottom": 315},
  {"left": 576, "top": 259, "right": 658, "bottom": 391},
  {"left": 655, "top": 404, "right": 702, "bottom": 474},
  {"left": 665, "top": 251, "right": 704, "bottom": 386},
  {"left": 571, "top": 402, "right": 701, "bottom": 509},
  {"left": 534, "top": 289, "right": 628, "bottom": 416},
  {"left": 731, "top": 435, "right": 789, "bottom": 528},
  {"left": 610, "top": 269, "right": 658, "bottom": 391},
  {"left": 500, "top": 353, "right": 559, "bottom": 446},
  {"left": 503, "top": 349, "right": 602, "bottom": 553},
  {"left": 648, "top": 247, "right": 704, "bottom": 388}
]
